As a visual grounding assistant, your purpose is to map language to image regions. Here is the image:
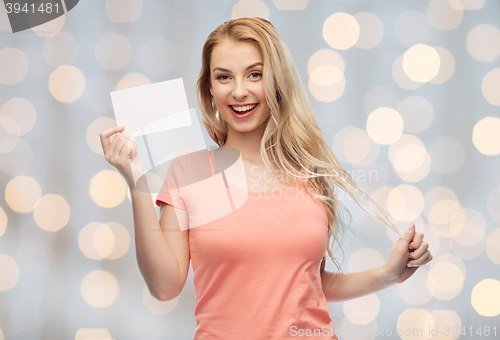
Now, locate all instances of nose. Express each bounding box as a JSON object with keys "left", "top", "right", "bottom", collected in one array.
[{"left": 232, "top": 79, "right": 248, "bottom": 100}]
